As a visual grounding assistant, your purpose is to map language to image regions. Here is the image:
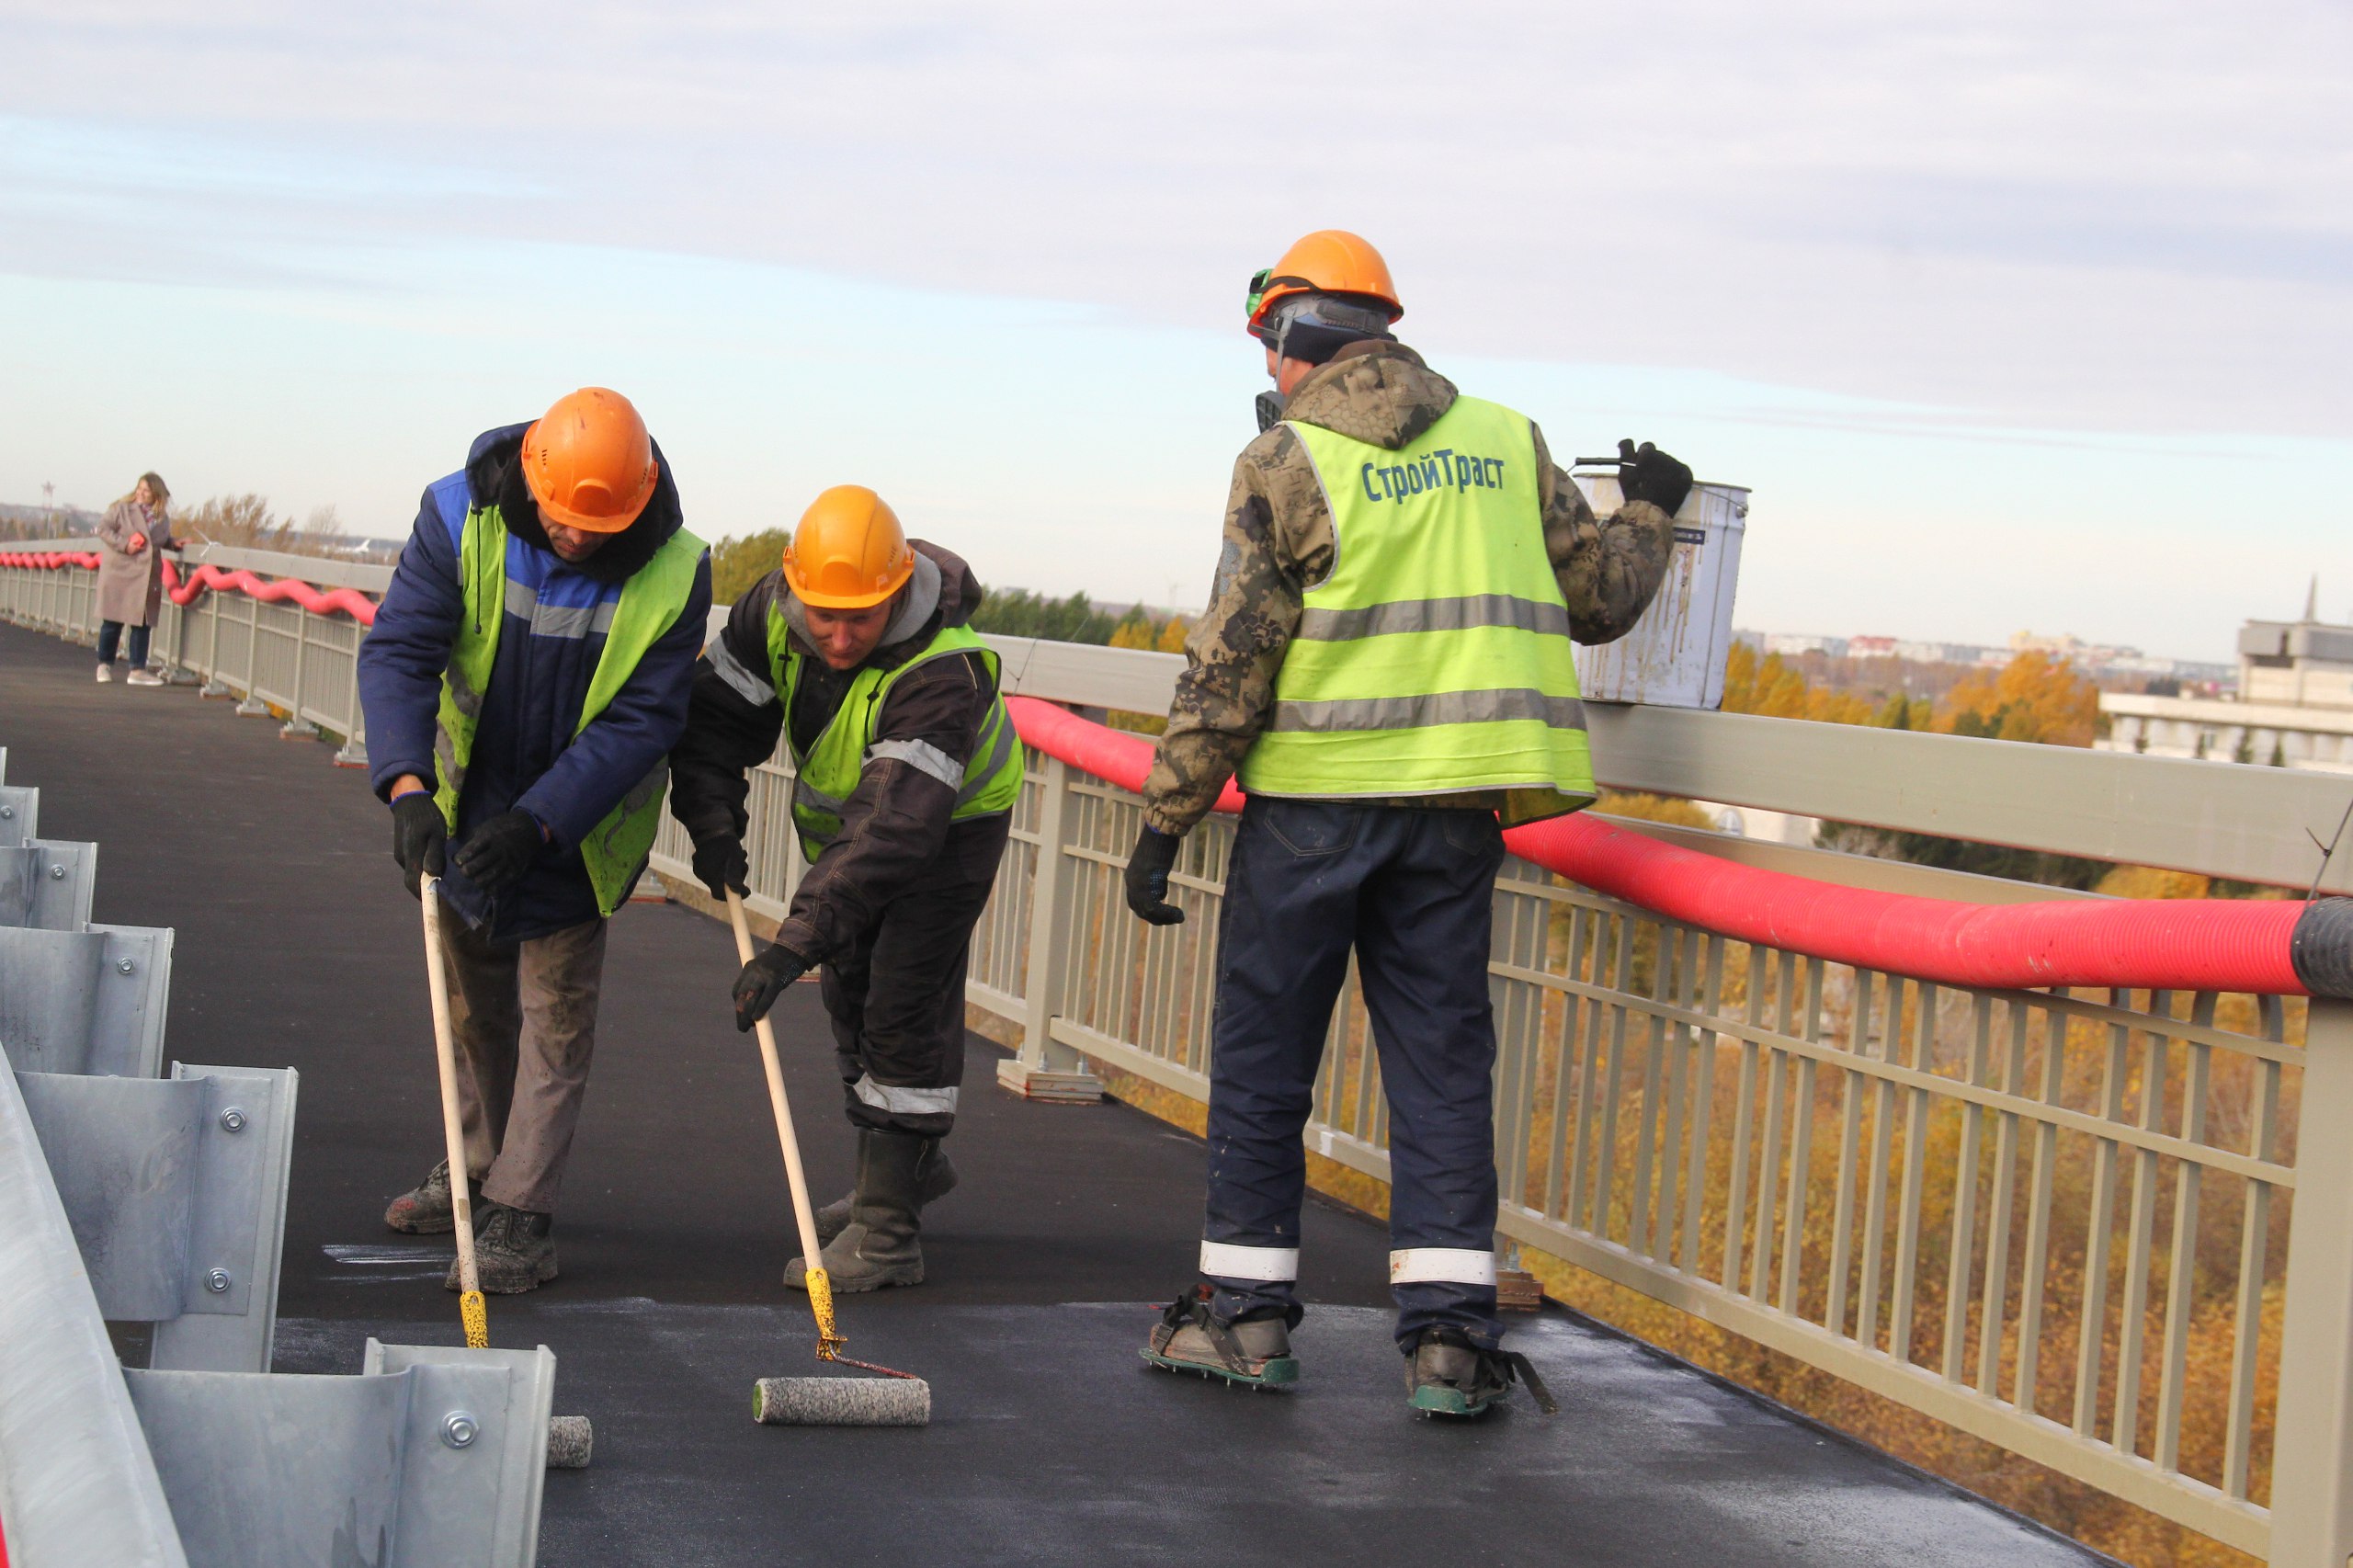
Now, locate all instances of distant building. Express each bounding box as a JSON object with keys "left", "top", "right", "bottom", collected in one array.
[
  {"left": 1893, "top": 639, "right": 1976, "bottom": 665},
  {"left": 1847, "top": 635, "right": 1898, "bottom": 659},
  {"left": 1763, "top": 632, "right": 1847, "bottom": 658},
  {"left": 2099, "top": 585, "right": 2353, "bottom": 772}
]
